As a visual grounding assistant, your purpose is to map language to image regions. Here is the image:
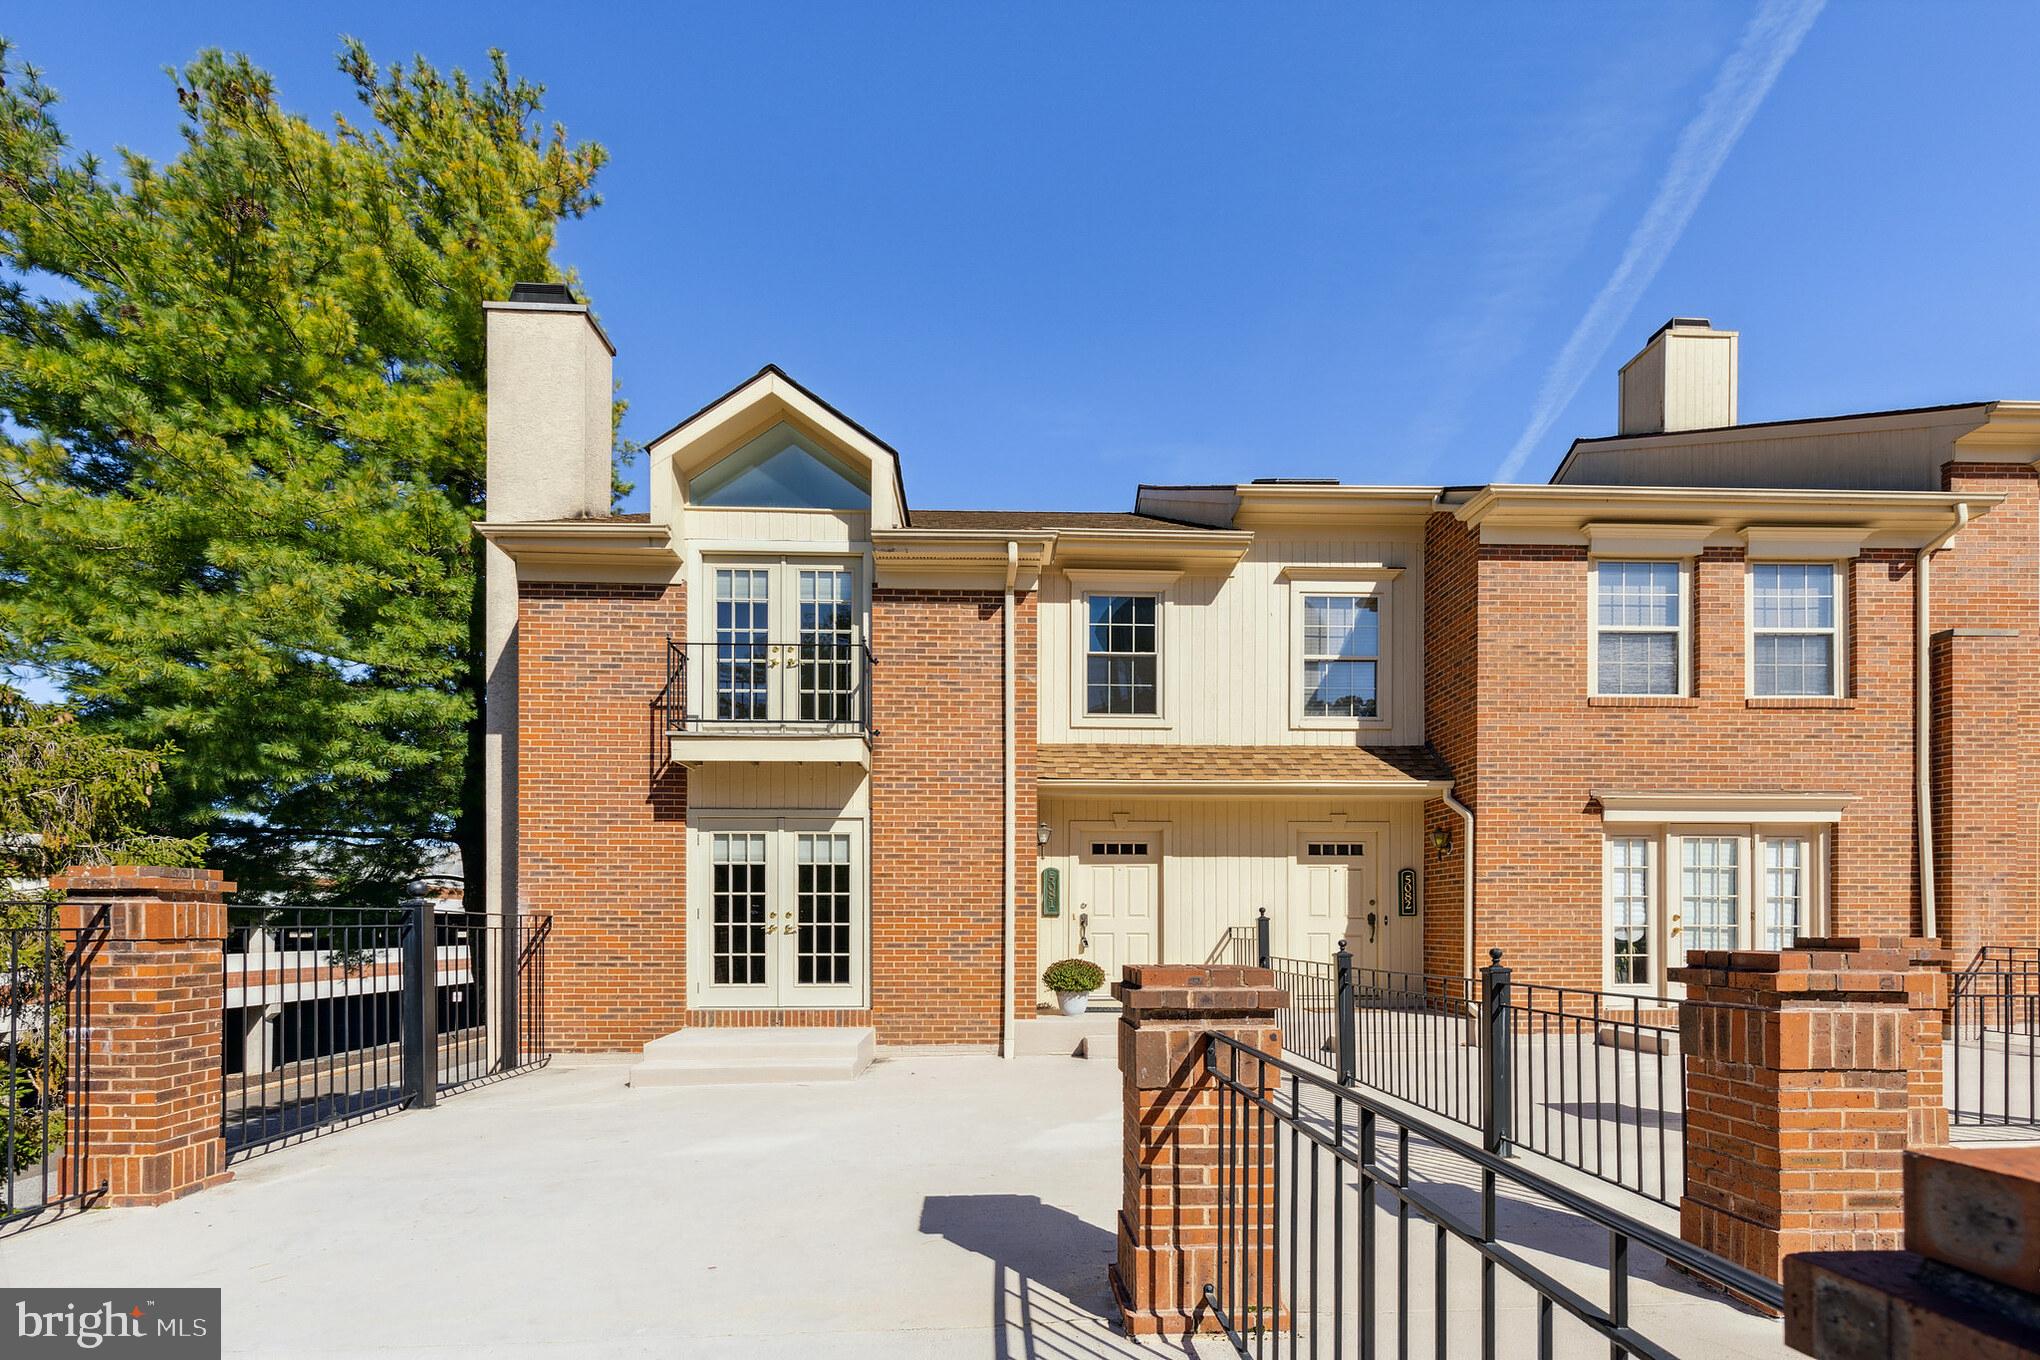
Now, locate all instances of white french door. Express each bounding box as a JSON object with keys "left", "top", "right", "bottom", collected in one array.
[
  {"left": 1605, "top": 824, "right": 1826, "bottom": 993},
  {"left": 690, "top": 817, "right": 866, "bottom": 1009},
  {"left": 705, "top": 561, "right": 861, "bottom": 727}
]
